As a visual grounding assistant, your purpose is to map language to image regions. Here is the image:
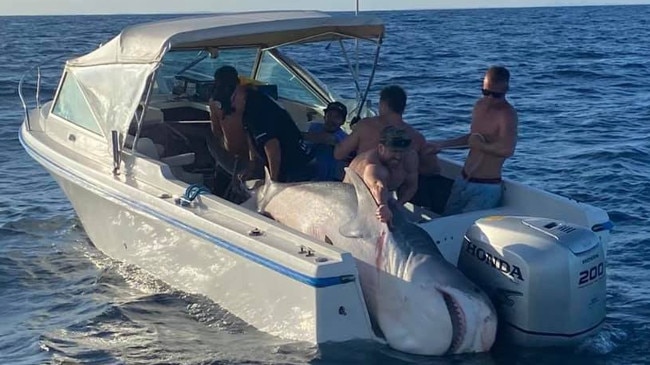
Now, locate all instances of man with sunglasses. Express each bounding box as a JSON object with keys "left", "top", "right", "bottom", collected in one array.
[
  {"left": 345, "top": 126, "right": 419, "bottom": 226},
  {"left": 429, "top": 65, "right": 518, "bottom": 215}
]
